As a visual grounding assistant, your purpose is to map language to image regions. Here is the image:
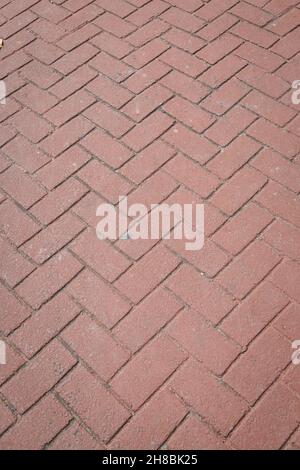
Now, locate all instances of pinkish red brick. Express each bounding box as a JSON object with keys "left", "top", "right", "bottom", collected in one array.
[
  {"left": 49, "top": 421, "right": 104, "bottom": 450},
  {"left": 127, "top": 0, "right": 168, "bottom": 26},
  {"left": 44, "top": 89, "right": 95, "bottom": 127},
  {"left": 1, "top": 339, "right": 76, "bottom": 413},
  {"left": 235, "top": 42, "right": 284, "bottom": 72},
  {"left": 211, "top": 166, "right": 267, "bottom": 216},
  {"left": 0, "top": 395, "right": 71, "bottom": 450},
  {"left": 87, "top": 73, "right": 133, "bottom": 108},
  {"left": 238, "top": 64, "right": 290, "bottom": 98},
  {"left": 164, "top": 153, "right": 220, "bottom": 197},
  {"left": 20, "top": 59, "right": 61, "bottom": 89},
  {"left": 217, "top": 240, "right": 281, "bottom": 299},
  {"left": 163, "top": 124, "right": 217, "bottom": 164},
  {"left": 196, "top": 0, "right": 238, "bottom": 21},
  {"left": 197, "top": 12, "right": 238, "bottom": 41},
  {"left": 40, "top": 116, "right": 93, "bottom": 157},
  {"left": 199, "top": 55, "right": 247, "bottom": 88},
  {"left": 197, "top": 33, "right": 242, "bottom": 64},
  {"left": 170, "top": 359, "right": 247, "bottom": 435},
  {"left": 0, "top": 283, "right": 31, "bottom": 335},
  {"left": 221, "top": 281, "right": 288, "bottom": 347},
  {"left": 50, "top": 65, "right": 97, "bottom": 100},
  {"left": 163, "top": 27, "right": 205, "bottom": 53},
  {"left": 57, "top": 365, "right": 130, "bottom": 442},
  {"left": 91, "top": 30, "right": 133, "bottom": 58},
  {"left": 67, "top": 268, "right": 131, "bottom": 328},
  {"left": 13, "top": 83, "right": 58, "bottom": 114},
  {"left": 161, "top": 47, "right": 207, "bottom": 78},
  {"left": 90, "top": 52, "right": 133, "bottom": 82},
  {"left": 251, "top": 148, "right": 300, "bottom": 192},
  {"left": 9, "top": 108, "right": 52, "bottom": 143},
  {"left": 84, "top": 101, "right": 131, "bottom": 137},
  {"left": 127, "top": 18, "right": 169, "bottom": 47},
  {"left": 110, "top": 389, "right": 186, "bottom": 449},
  {"left": 30, "top": 178, "right": 88, "bottom": 224},
  {"left": 122, "top": 111, "right": 173, "bottom": 152},
  {"left": 113, "top": 287, "right": 183, "bottom": 352},
  {"left": 160, "top": 69, "right": 209, "bottom": 103},
  {"left": 207, "top": 135, "right": 261, "bottom": 179},
  {"left": 230, "top": 383, "right": 300, "bottom": 449},
  {"left": 81, "top": 128, "right": 133, "bottom": 168},
  {"left": 31, "top": 0, "right": 70, "bottom": 23},
  {"left": 16, "top": 250, "right": 82, "bottom": 309},
  {"left": 274, "top": 303, "right": 300, "bottom": 341},
  {"left": 123, "top": 84, "right": 173, "bottom": 122},
  {"left": 10, "top": 292, "right": 81, "bottom": 358},
  {"left": 0, "top": 236, "right": 34, "bottom": 288},
  {"left": 61, "top": 313, "right": 130, "bottom": 380},
  {"left": 166, "top": 415, "right": 228, "bottom": 450},
  {"left": 111, "top": 335, "right": 187, "bottom": 410},
  {"left": 0, "top": 165, "right": 46, "bottom": 209},
  {"left": 3, "top": 135, "right": 49, "bottom": 173},
  {"left": 263, "top": 219, "right": 300, "bottom": 261},
  {"left": 22, "top": 212, "right": 84, "bottom": 264},
  {"left": 271, "top": 259, "right": 300, "bottom": 303},
  {"left": 213, "top": 202, "right": 273, "bottom": 255},
  {"left": 231, "top": 20, "right": 277, "bottom": 47},
  {"left": 115, "top": 245, "right": 179, "bottom": 303},
  {"left": 120, "top": 140, "right": 175, "bottom": 184},
  {"left": 161, "top": 6, "right": 204, "bottom": 32},
  {"left": 0, "top": 199, "right": 40, "bottom": 247},
  {"left": 96, "top": 0, "right": 135, "bottom": 18},
  {"left": 58, "top": 24, "right": 99, "bottom": 52},
  {"left": 167, "top": 308, "right": 240, "bottom": 374},
  {"left": 225, "top": 328, "right": 291, "bottom": 403},
  {"left": 205, "top": 106, "right": 256, "bottom": 146},
  {"left": 60, "top": 4, "right": 100, "bottom": 31},
  {"left": 94, "top": 12, "right": 136, "bottom": 37},
  {"left": 166, "top": 264, "right": 236, "bottom": 324},
  {"left": 78, "top": 159, "right": 133, "bottom": 204},
  {"left": 0, "top": 400, "right": 15, "bottom": 435},
  {"left": 35, "top": 145, "right": 91, "bottom": 190},
  {"left": 255, "top": 181, "right": 300, "bottom": 228}
]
